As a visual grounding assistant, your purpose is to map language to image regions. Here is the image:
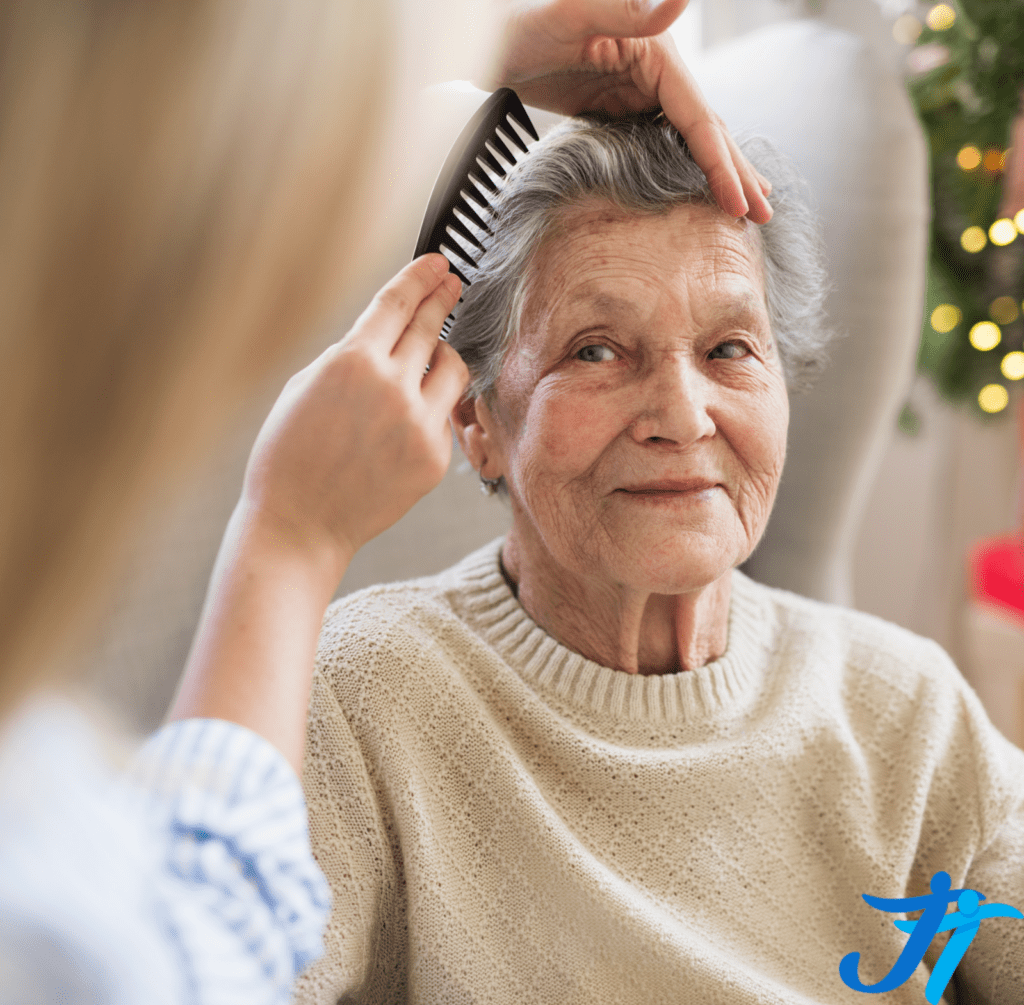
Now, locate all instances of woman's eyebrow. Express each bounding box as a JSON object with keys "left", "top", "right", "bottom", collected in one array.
[
  {"left": 562, "top": 290, "right": 765, "bottom": 326},
  {"left": 561, "top": 291, "right": 642, "bottom": 317},
  {"left": 712, "top": 304, "right": 763, "bottom": 327},
  {"left": 704, "top": 291, "right": 769, "bottom": 329}
]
